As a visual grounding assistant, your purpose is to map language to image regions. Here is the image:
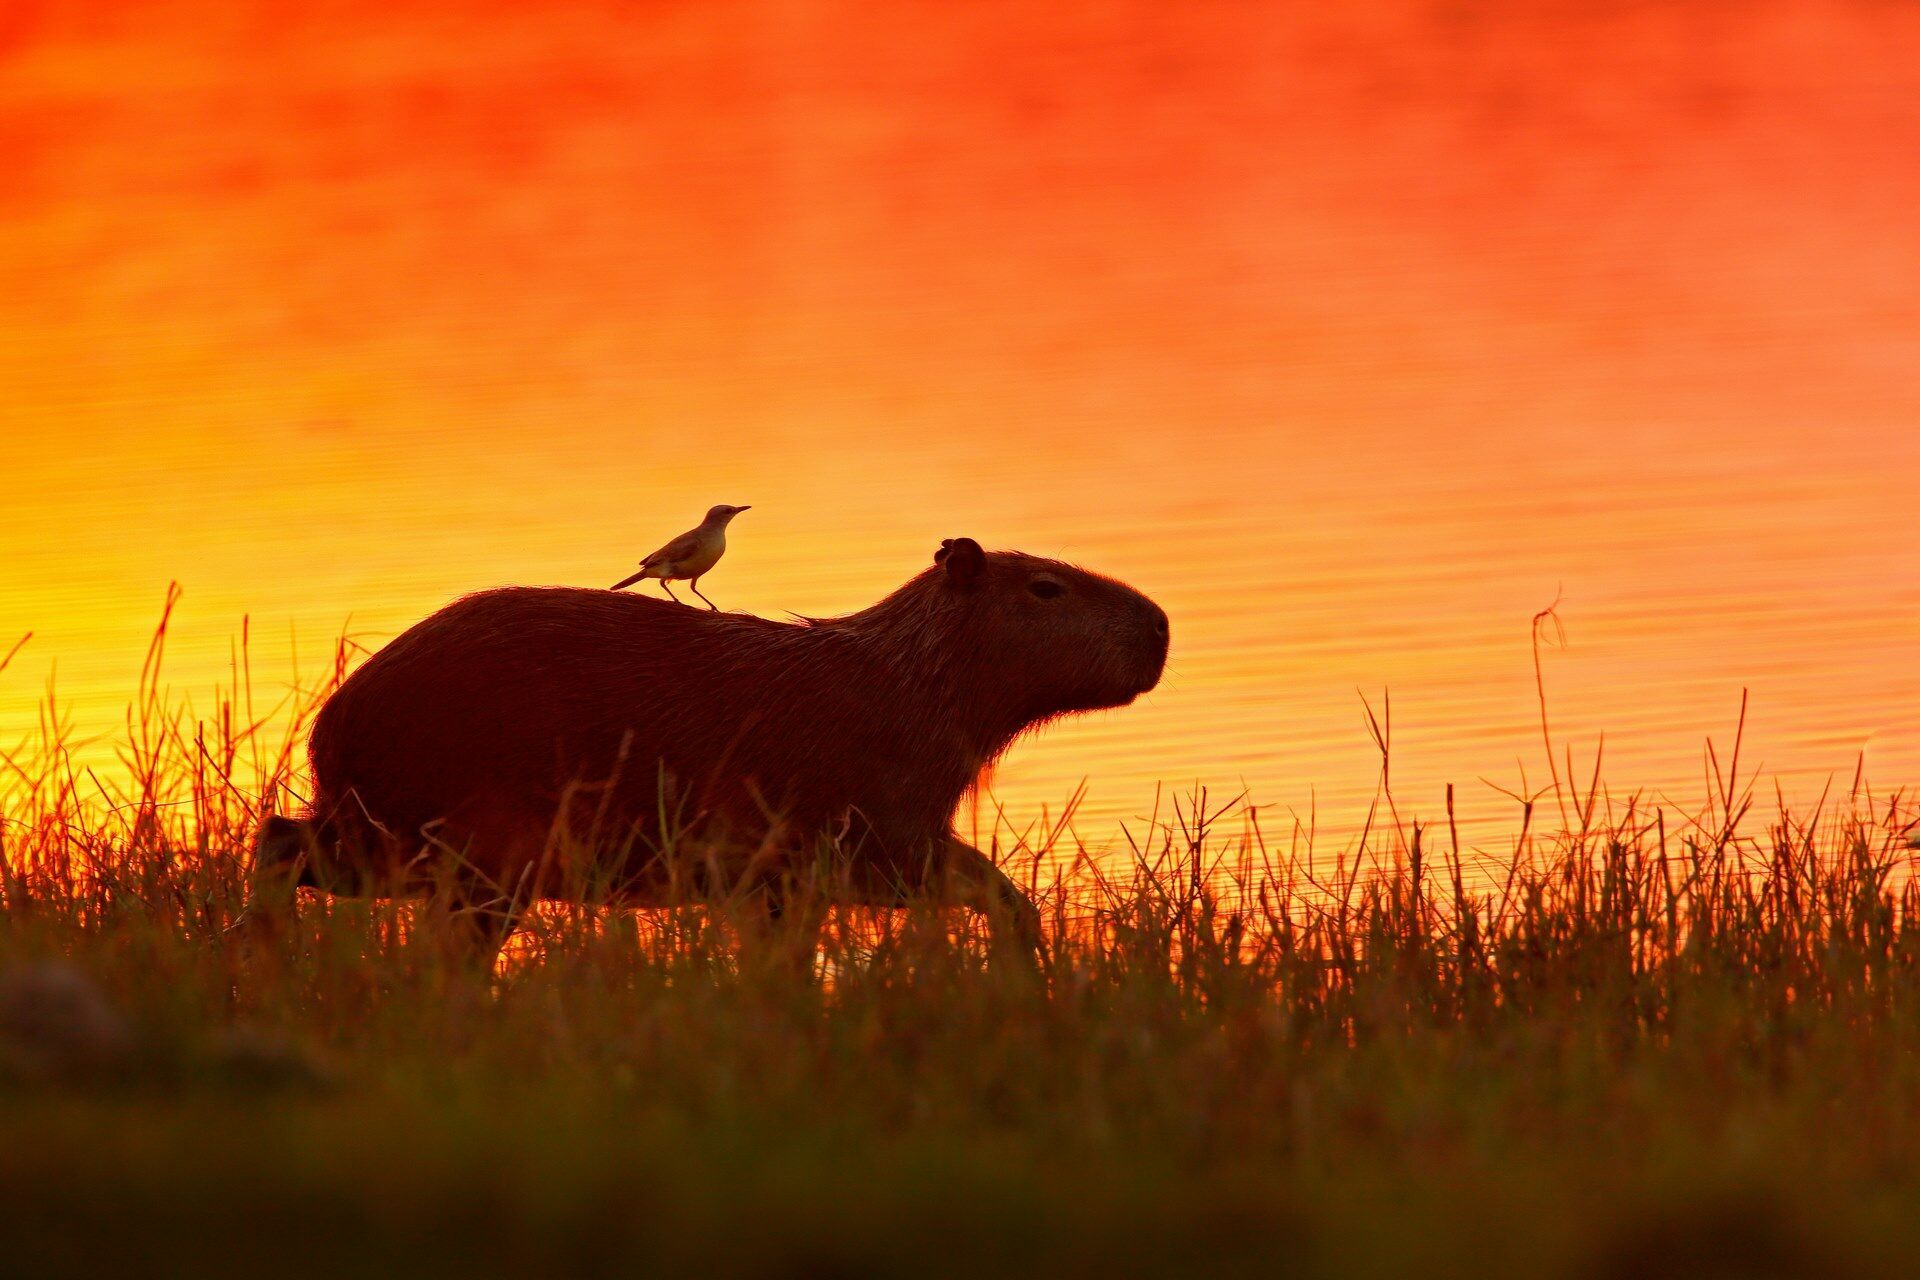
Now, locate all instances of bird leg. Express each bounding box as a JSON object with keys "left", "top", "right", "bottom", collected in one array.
[
  {"left": 659, "top": 580, "right": 684, "bottom": 605},
  {"left": 690, "top": 577, "right": 718, "bottom": 610}
]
